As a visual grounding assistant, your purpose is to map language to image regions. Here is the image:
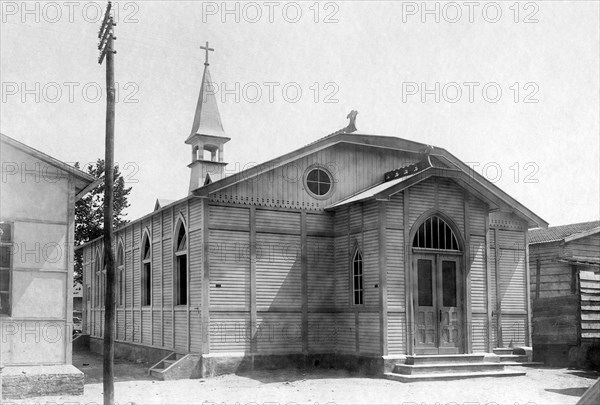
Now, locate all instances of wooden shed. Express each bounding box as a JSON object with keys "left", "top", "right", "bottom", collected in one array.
[
  {"left": 78, "top": 56, "right": 549, "bottom": 381},
  {"left": 528, "top": 221, "right": 600, "bottom": 368}
]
